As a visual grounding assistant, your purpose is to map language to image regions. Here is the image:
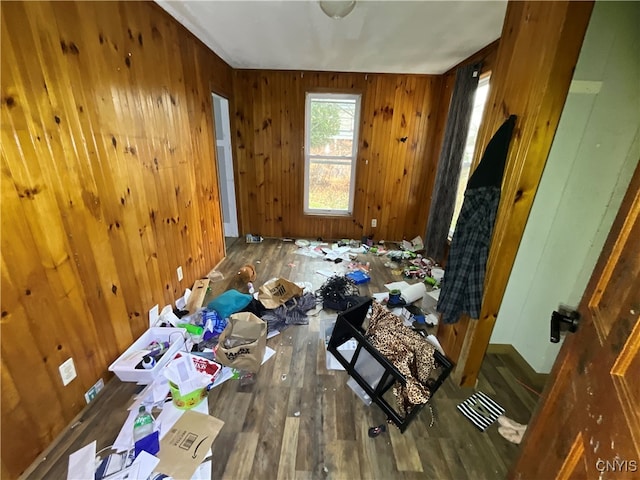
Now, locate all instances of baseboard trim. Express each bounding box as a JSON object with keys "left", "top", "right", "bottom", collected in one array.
[{"left": 487, "top": 343, "right": 549, "bottom": 391}]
